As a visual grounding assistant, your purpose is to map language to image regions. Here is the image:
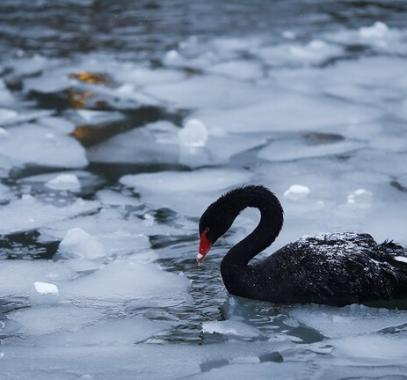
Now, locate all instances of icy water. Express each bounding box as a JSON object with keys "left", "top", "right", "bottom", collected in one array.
[{"left": 1, "top": 0, "right": 407, "bottom": 379}]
